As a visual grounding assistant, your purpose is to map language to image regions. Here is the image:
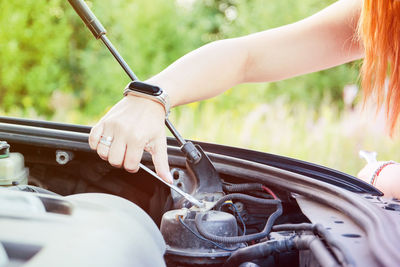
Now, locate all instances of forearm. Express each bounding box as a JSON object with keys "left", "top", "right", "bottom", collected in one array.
[
  {"left": 148, "top": 0, "right": 363, "bottom": 107},
  {"left": 243, "top": 0, "right": 363, "bottom": 83},
  {"left": 147, "top": 38, "right": 248, "bottom": 107}
]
